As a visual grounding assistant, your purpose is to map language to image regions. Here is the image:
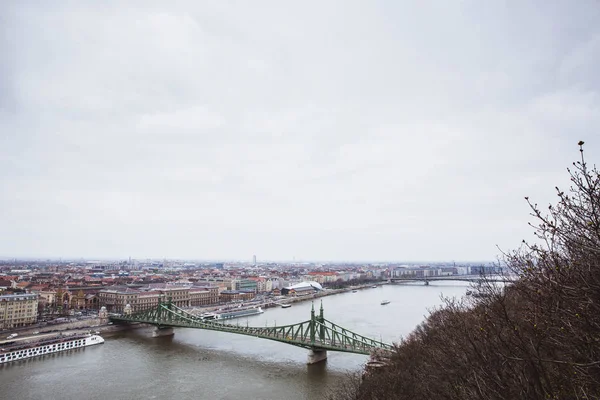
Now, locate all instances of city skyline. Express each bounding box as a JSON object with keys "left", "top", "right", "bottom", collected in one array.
[
  {"left": 2, "top": 1, "right": 600, "bottom": 261},
  {"left": 0, "top": 256, "right": 494, "bottom": 264}
]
